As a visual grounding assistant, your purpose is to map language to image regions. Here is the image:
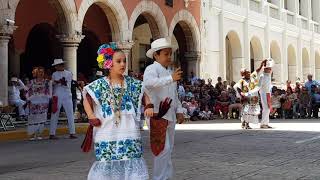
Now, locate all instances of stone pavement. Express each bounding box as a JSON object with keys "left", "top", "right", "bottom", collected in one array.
[{"left": 1, "top": 119, "right": 320, "bottom": 180}]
